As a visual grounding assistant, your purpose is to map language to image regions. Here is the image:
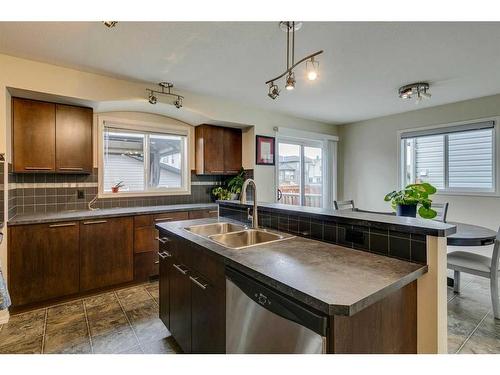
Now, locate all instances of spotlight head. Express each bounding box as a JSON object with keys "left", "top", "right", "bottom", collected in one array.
[
  {"left": 306, "top": 57, "right": 319, "bottom": 81},
  {"left": 285, "top": 72, "right": 296, "bottom": 91},
  {"left": 148, "top": 92, "right": 157, "bottom": 105},
  {"left": 103, "top": 21, "right": 118, "bottom": 28},
  {"left": 174, "top": 97, "right": 183, "bottom": 109},
  {"left": 268, "top": 83, "right": 280, "bottom": 100}
]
